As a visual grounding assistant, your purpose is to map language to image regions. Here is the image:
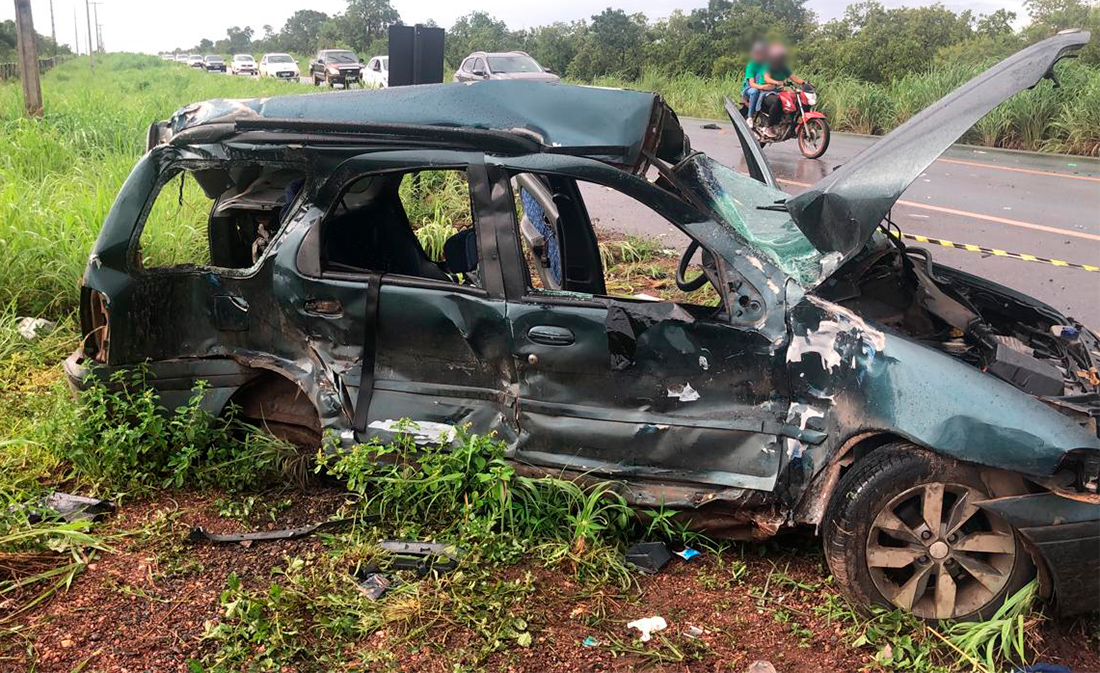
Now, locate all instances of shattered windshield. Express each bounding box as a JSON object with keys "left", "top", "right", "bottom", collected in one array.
[{"left": 676, "top": 155, "right": 833, "bottom": 286}]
